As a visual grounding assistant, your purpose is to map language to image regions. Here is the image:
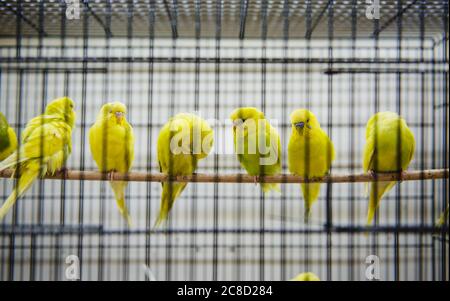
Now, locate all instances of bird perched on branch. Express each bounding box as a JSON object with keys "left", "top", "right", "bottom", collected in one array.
[
  {"left": 230, "top": 107, "right": 281, "bottom": 193},
  {"left": 288, "top": 109, "right": 335, "bottom": 222},
  {"left": 0, "top": 112, "right": 17, "bottom": 162},
  {"left": 363, "top": 111, "right": 415, "bottom": 225},
  {"left": 89, "top": 102, "right": 135, "bottom": 227},
  {"left": 291, "top": 272, "right": 321, "bottom": 281},
  {"left": 155, "top": 113, "right": 214, "bottom": 228},
  {"left": 0, "top": 97, "right": 76, "bottom": 221}
]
